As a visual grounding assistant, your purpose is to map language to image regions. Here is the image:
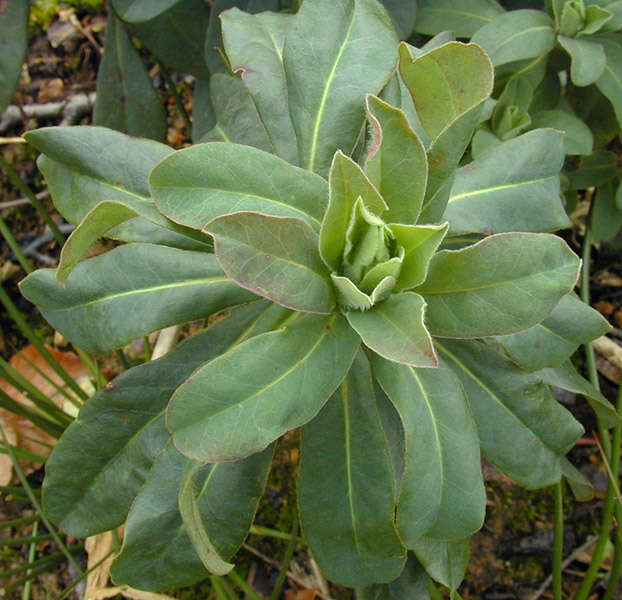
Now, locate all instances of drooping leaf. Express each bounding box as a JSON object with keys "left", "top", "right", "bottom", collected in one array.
[
  {"left": 356, "top": 555, "right": 431, "bottom": 600},
  {"left": 364, "top": 95, "right": 428, "bottom": 225},
  {"left": 398, "top": 42, "right": 494, "bottom": 222},
  {"left": 26, "top": 127, "right": 208, "bottom": 249},
  {"left": 446, "top": 130, "right": 569, "bottom": 234},
  {"left": 205, "top": 0, "right": 279, "bottom": 74},
  {"left": 373, "top": 355, "right": 486, "bottom": 542},
  {"left": 437, "top": 339, "right": 584, "bottom": 488},
  {"left": 151, "top": 142, "right": 328, "bottom": 232},
  {"left": 201, "top": 74, "right": 274, "bottom": 153},
  {"left": 471, "top": 10, "right": 556, "bottom": 67},
  {"left": 416, "top": 233, "right": 580, "bottom": 338},
  {"left": 558, "top": 36, "right": 607, "bottom": 87},
  {"left": 562, "top": 458, "right": 594, "bottom": 502},
  {"left": 221, "top": 9, "right": 298, "bottom": 165},
  {"left": 283, "top": 0, "right": 398, "bottom": 175},
  {"left": 410, "top": 537, "right": 470, "bottom": 590},
  {"left": 595, "top": 34, "right": 622, "bottom": 129},
  {"left": 168, "top": 312, "right": 360, "bottom": 462},
  {"left": 0, "top": 0, "right": 28, "bottom": 113},
  {"left": 206, "top": 212, "right": 334, "bottom": 313},
  {"left": 56, "top": 201, "right": 142, "bottom": 284},
  {"left": 379, "top": 0, "right": 417, "bottom": 39},
  {"left": 493, "top": 294, "right": 611, "bottom": 371},
  {"left": 299, "top": 351, "right": 406, "bottom": 587},
  {"left": 391, "top": 223, "right": 449, "bottom": 291},
  {"left": 111, "top": 441, "right": 273, "bottom": 590},
  {"left": 538, "top": 360, "right": 619, "bottom": 428},
  {"left": 320, "top": 151, "right": 387, "bottom": 271},
  {"left": 347, "top": 293, "right": 437, "bottom": 367},
  {"left": 530, "top": 111, "right": 594, "bottom": 155},
  {"left": 93, "top": 12, "right": 167, "bottom": 141},
  {"left": 128, "top": 0, "right": 211, "bottom": 79},
  {"left": 20, "top": 244, "right": 255, "bottom": 354},
  {"left": 414, "top": 0, "right": 505, "bottom": 37},
  {"left": 41, "top": 301, "right": 274, "bottom": 536},
  {"left": 111, "top": 0, "right": 184, "bottom": 22}
]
